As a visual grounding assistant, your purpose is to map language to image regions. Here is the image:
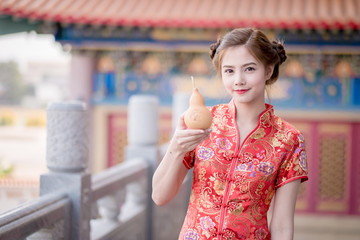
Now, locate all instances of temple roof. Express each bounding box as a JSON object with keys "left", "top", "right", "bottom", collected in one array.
[{"left": 0, "top": 0, "right": 359, "bottom": 30}]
